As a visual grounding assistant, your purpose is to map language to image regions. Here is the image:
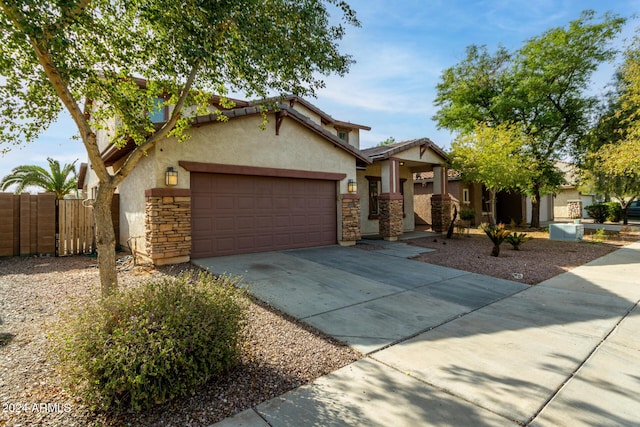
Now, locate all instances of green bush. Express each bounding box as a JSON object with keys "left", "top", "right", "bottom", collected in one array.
[
  {"left": 586, "top": 202, "right": 623, "bottom": 223},
  {"left": 604, "top": 202, "right": 622, "bottom": 222},
  {"left": 459, "top": 209, "right": 476, "bottom": 221},
  {"left": 54, "top": 272, "right": 247, "bottom": 412},
  {"left": 585, "top": 203, "right": 609, "bottom": 223}
]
